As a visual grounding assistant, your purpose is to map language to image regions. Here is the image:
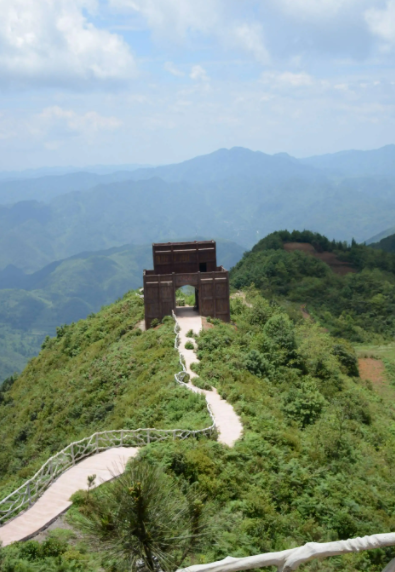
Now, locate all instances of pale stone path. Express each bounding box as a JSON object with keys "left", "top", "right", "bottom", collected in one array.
[
  {"left": 0, "top": 311, "right": 242, "bottom": 546},
  {"left": 175, "top": 308, "right": 243, "bottom": 447},
  {"left": 0, "top": 447, "right": 139, "bottom": 546}
]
